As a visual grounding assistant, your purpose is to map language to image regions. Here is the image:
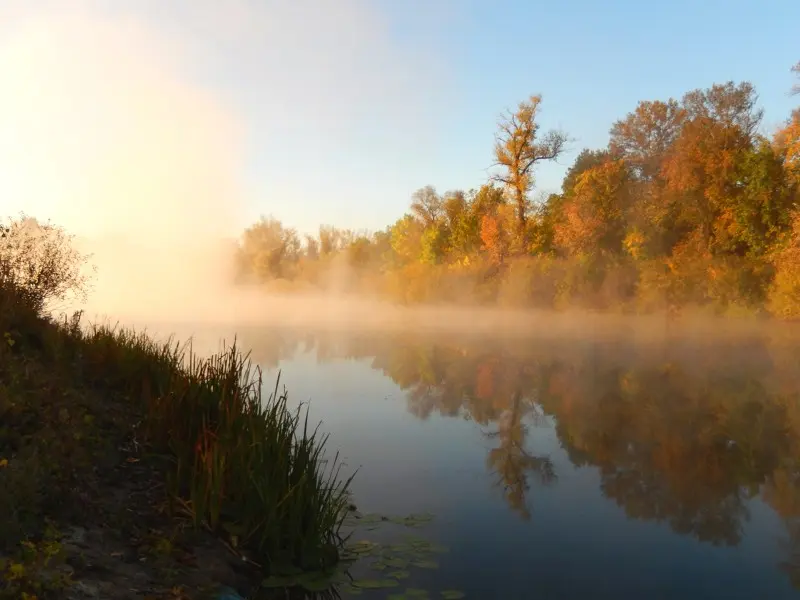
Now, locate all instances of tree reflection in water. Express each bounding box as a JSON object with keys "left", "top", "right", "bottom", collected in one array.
[{"left": 240, "top": 324, "right": 800, "bottom": 588}]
